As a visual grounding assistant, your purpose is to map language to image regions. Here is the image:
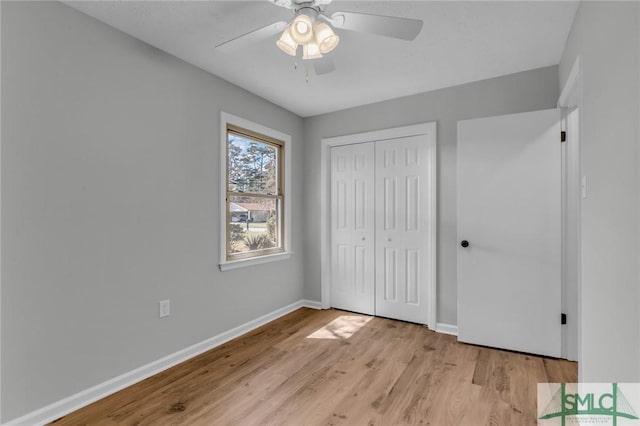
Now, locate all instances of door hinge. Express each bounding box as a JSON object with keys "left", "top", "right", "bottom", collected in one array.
[
  {"left": 561, "top": 131, "right": 567, "bottom": 142},
  {"left": 561, "top": 313, "right": 567, "bottom": 325}
]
